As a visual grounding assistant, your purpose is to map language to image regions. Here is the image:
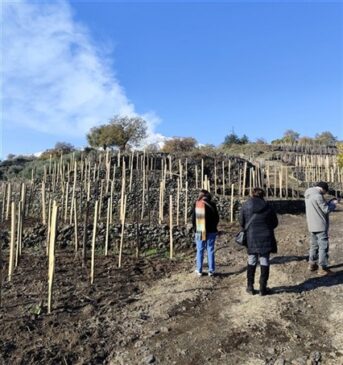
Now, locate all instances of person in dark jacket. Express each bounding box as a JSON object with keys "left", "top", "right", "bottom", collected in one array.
[
  {"left": 239, "top": 187, "right": 278, "bottom": 295},
  {"left": 192, "top": 190, "right": 219, "bottom": 277}
]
